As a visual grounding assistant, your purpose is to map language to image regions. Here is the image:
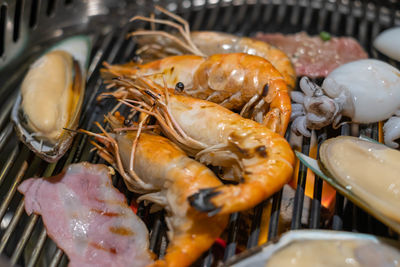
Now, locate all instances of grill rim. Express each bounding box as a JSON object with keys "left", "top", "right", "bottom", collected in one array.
[{"left": 0, "top": 0, "right": 399, "bottom": 266}]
